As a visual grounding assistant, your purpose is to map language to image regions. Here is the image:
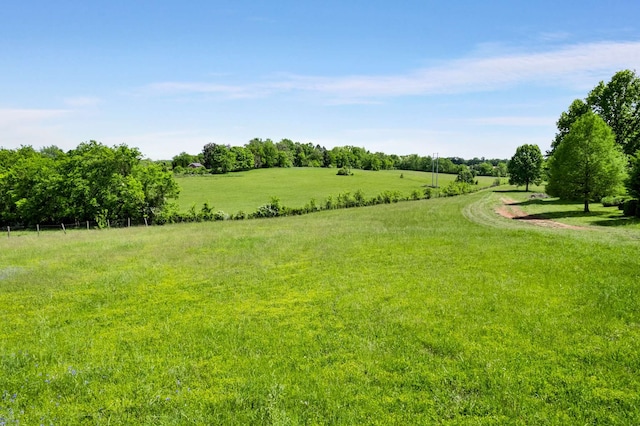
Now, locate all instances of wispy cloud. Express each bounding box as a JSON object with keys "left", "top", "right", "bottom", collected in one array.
[
  {"left": 0, "top": 108, "right": 71, "bottom": 148},
  {"left": 64, "top": 96, "right": 102, "bottom": 107},
  {"left": 467, "top": 116, "right": 558, "bottom": 127},
  {"left": 0, "top": 108, "right": 70, "bottom": 126},
  {"left": 144, "top": 40, "right": 640, "bottom": 101}
]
